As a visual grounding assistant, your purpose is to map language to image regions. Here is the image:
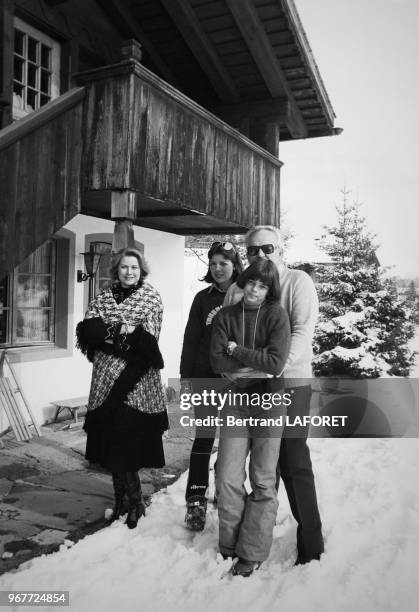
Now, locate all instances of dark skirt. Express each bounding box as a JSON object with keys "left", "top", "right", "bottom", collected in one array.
[{"left": 84, "top": 399, "right": 168, "bottom": 472}]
